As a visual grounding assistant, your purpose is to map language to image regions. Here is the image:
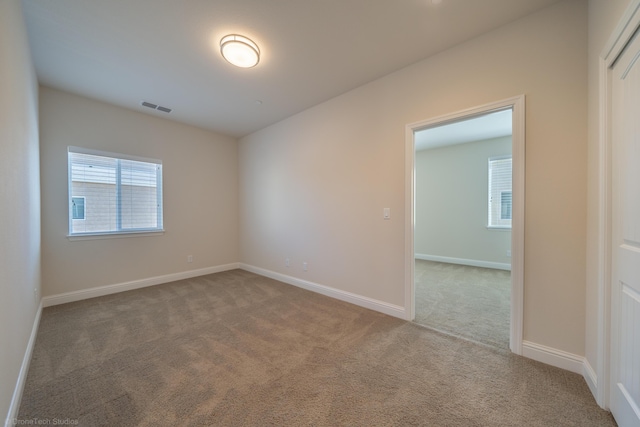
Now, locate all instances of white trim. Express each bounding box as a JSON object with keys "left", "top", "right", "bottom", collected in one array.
[
  {"left": 595, "top": 55, "right": 612, "bottom": 410},
  {"left": 5, "top": 302, "right": 43, "bottom": 427},
  {"left": 521, "top": 340, "right": 584, "bottom": 375},
  {"left": 67, "top": 229, "right": 165, "bottom": 241},
  {"left": 405, "top": 95, "right": 525, "bottom": 355},
  {"left": 239, "top": 263, "right": 406, "bottom": 319},
  {"left": 42, "top": 263, "right": 240, "bottom": 307},
  {"left": 405, "top": 112, "right": 416, "bottom": 322},
  {"left": 486, "top": 226, "right": 512, "bottom": 231},
  {"left": 601, "top": 1, "right": 640, "bottom": 69},
  {"left": 414, "top": 253, "right": 511, "bottom": 271},
  {"left": 510, "top": 95, "right": 526, "bottom": 355},
  {"left": 584, "top": 358, "right": 599, "bottom": 401}
]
